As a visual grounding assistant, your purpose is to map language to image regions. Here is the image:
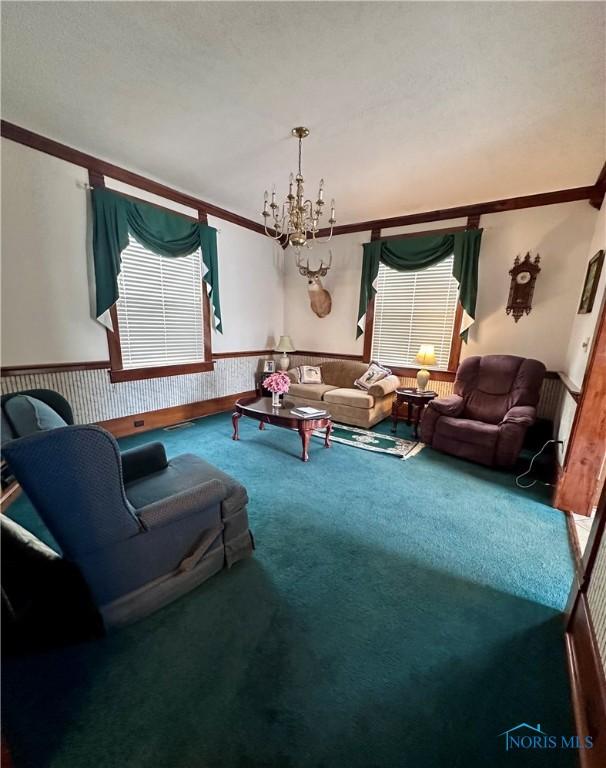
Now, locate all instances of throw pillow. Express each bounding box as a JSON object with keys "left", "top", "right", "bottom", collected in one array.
[
  {"left": 354, "top": 362, "right": 392, "bottom": 391},
  {"left": 298, "top": 365, "right": 323, "bottom": 384},
  {"left": 4, "top": 395, "right": 68, "bottom": 438}
]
